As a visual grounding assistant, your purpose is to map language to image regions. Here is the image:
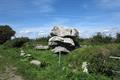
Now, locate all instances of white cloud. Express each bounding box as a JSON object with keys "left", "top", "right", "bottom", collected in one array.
[
  {"left": 14, "top": 25, "right": 120, "bottom": 39},
  {"left": 96, "top": 0, "right": 120, "bottom": 9},
  {"left": 19, "top": 30, "right": 31, "bottom": 34},
  {"left": 15, "top": 26, "right": 52, "bottom": 39},
  {"left": 103, "top": 29, "right": 110, "bottom": 32},
  {"left": 32, "top": 0, "right": 56, "bottom": 13},
  {"left": 38, "top": 31, "right": 48, "bottom": 37},
  {"left": 0, "top": 0, "right": 56, "bottom": 14}
]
